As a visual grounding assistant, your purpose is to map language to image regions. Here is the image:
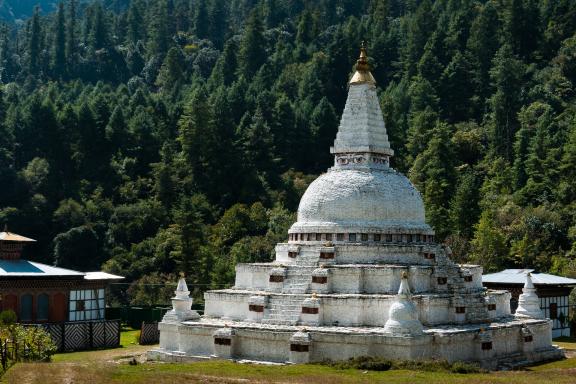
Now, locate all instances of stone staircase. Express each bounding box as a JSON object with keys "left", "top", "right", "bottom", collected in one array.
[
  {"left": 283, "top": 266, "right": 315, "bottom": 294},
  {"left": 297, "top": 252, "right": 321, "bottom": 266},
  {"left": 262, "top": 296, "right": 303, "bottom": 325},
  {"left": 495, "top": 353, "right": 530, "bottom": 370}
]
